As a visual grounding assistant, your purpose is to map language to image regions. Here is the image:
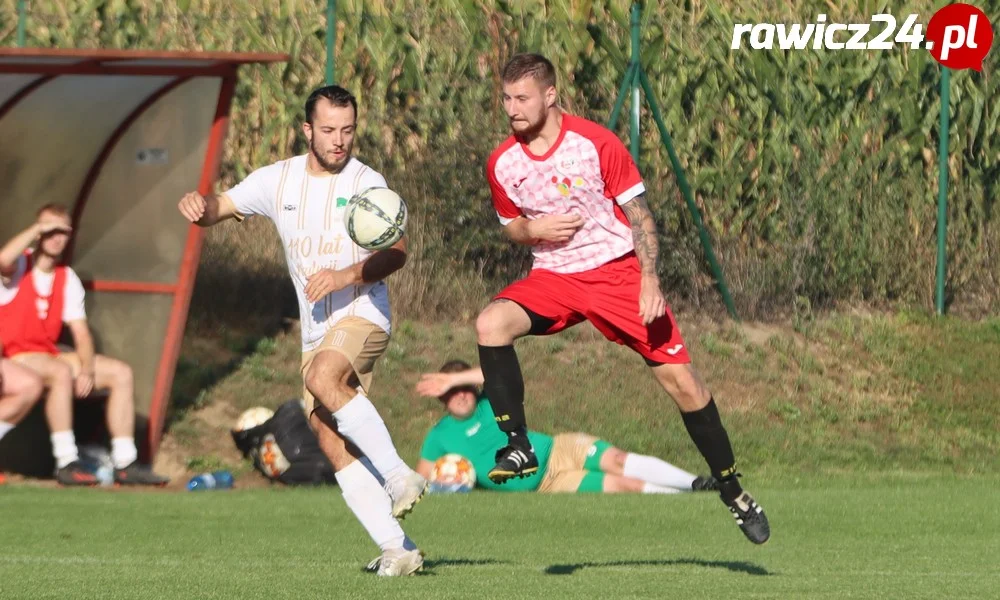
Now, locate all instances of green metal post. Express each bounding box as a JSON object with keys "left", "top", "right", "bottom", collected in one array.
[
  {"left": 607, "top": 62, "right": 636, "bottom": 131},
  {"left": 326, "top": 0, "right": 337, "bottom": 84},
  {"left": 629, "top": 2, "right": 641, "bottom": 162},
  {"left": 638, "top": 68, "right": 739, "bottom": 320},
  {"left": 935, "top": 67, "right": 951, "bottom": 315},
  {"left": 17, "top": 0, "right": 27, "bottom": 47}
]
